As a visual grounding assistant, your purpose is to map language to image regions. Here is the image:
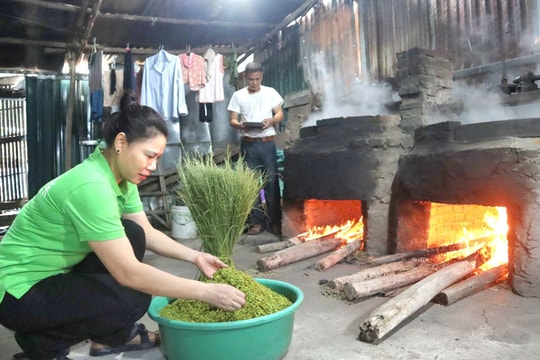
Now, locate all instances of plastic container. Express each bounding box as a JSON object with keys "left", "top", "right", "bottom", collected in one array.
[
  {"left": 148, "top": 278, "right": 304, "bottom": 360},
  {"left": 171, "top": 205, "right": 197, "bottom": 240}
]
